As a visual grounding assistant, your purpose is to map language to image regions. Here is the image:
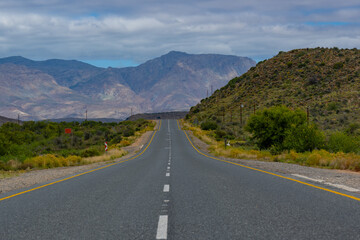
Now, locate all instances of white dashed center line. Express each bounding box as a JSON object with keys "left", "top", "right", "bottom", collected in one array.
[
  {"left": 163, "top": 184, "right": 170, "bottom": 192},
  {"left": 166, "top": 173, "right": 170, "bottom": 177},
  {"left": 156, "top": 215, "right": 168, "bottom": 239}
]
